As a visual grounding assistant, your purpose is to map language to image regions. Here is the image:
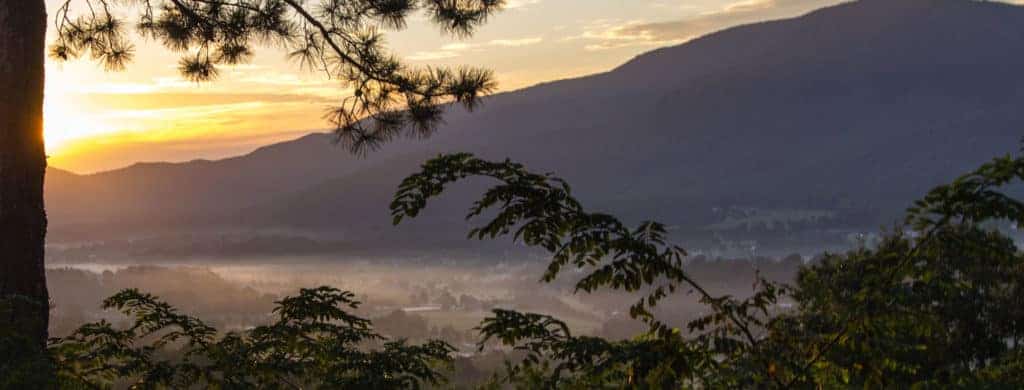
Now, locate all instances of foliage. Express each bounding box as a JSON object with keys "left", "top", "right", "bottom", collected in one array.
[
  {"left": 391, "top": 153, "right": 695, "bottom": 332},
  {"left": 0, "top": 295, "right": 56, "bottom": 389},
  {"left": 50, "top": 0, "right": 502, "bottom": 153},
  {"left": 391, "top": 152, "right": 1024, "bottom": 388},
  {"left": 49, "top": 286, "right": 454, "bottom": 389},
  {"left": 9, "top": 151, "right": 1021, "bottom": 388},
  {"left": 17, "top": 151, "right": 1022, "bottom": 389}
]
